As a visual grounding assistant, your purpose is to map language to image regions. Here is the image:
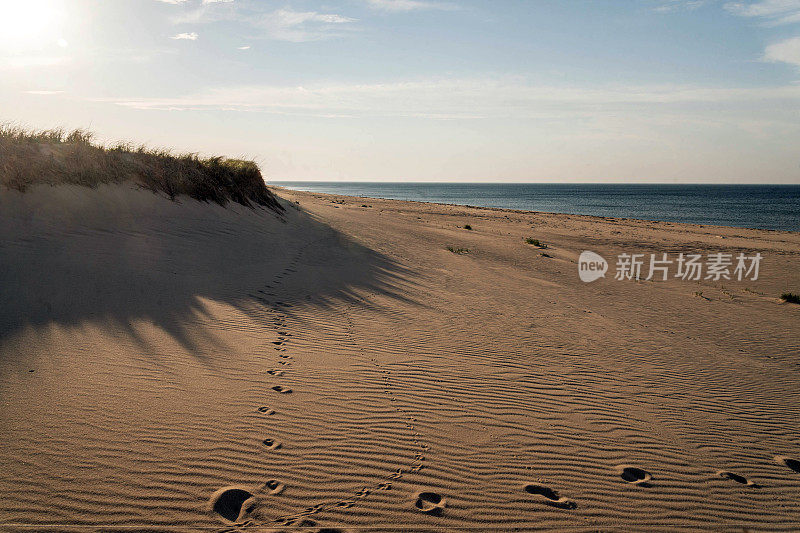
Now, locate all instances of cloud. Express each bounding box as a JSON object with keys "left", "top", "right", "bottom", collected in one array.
[
  {"left": 764, "top": 35, "right": 800, "bottom": 65},
  {"left": 365, "top": 0, "right": 457, "bottom": 11},
  {"left": 654, "top": 1, "right": 707, "bottom": 13},
  {"left": 25, "top": 90, "right": 64, "bottom": 95},
  {"left": 156, "top": 0, "right": 189, "bottom": 3},
  {"left": 168, "top": 4, "right": 356, "bottom": 42},
  {"left": 252, "top": 9, "right": 357, "bottom": 42},
  {"left": 105, "top": 79, "right": 800, "bottom": 118},
  {"left": 237, "top": 45, "right": 250, "bottom": 50},
  {"left": 269, "top": 9, "right": 355, "bottom": 25},
  {"left": 171, "top": 32, "right": 199, "bottom": 40},
  {"left": 725, "top": 0, "right": 800, "bottom": 25},
  {"left": 0, "top": 55, "right": 70, "bottom": 69}
]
